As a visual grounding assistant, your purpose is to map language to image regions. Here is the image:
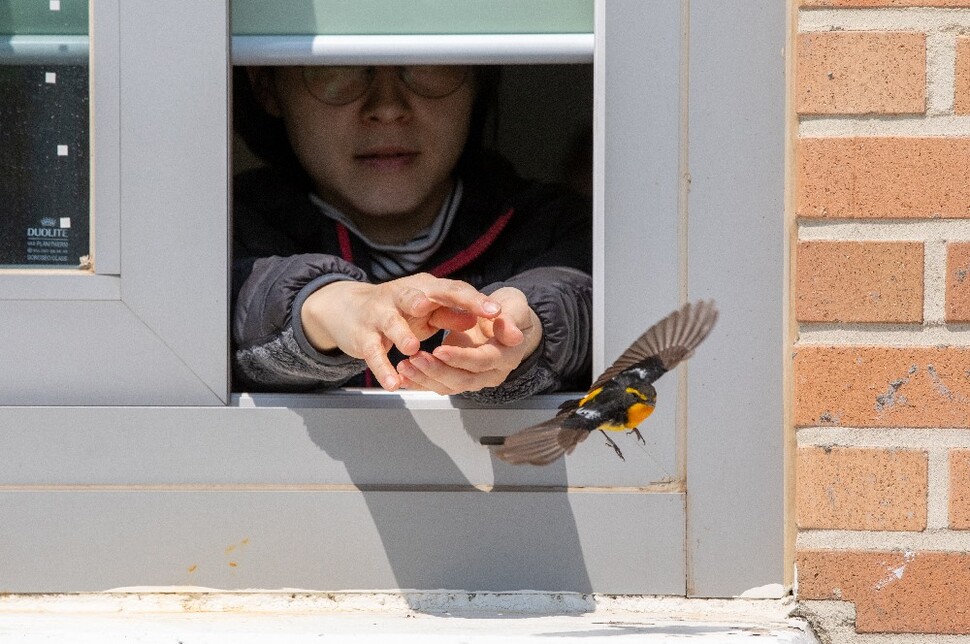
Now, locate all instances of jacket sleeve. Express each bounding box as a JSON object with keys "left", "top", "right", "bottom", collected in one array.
[
  {"left": 232, "top": 253, "right": 369, "bottom": 391},
  {"left": 461, "top": 265, "right": 592, "bottom": 404}
]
